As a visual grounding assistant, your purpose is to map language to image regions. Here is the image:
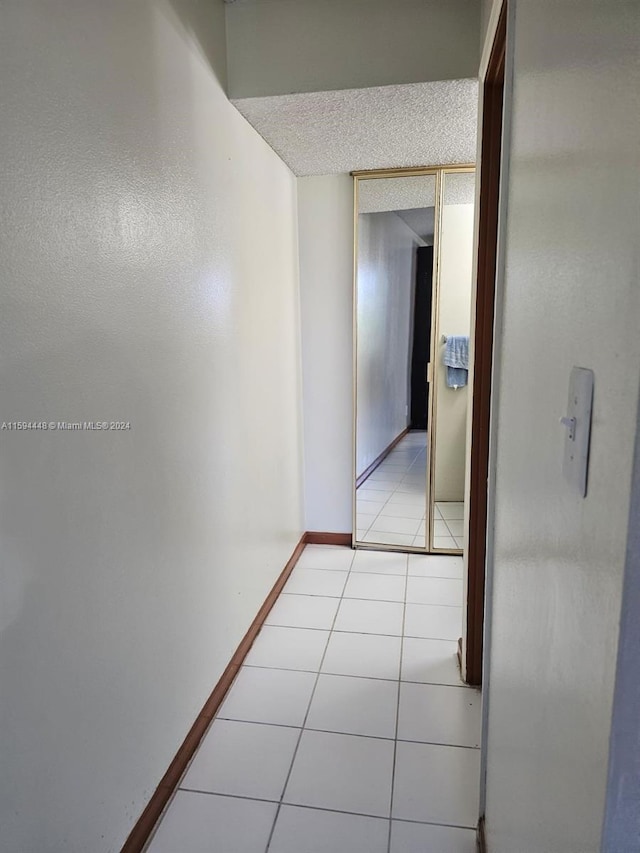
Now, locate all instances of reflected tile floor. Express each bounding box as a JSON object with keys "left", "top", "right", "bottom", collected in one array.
[
  {"left": 355, "top": 432, "right": 465, "bottom": 549},
  {"left": 147, "top": 547, "right": 480, "bottom": 853}
]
